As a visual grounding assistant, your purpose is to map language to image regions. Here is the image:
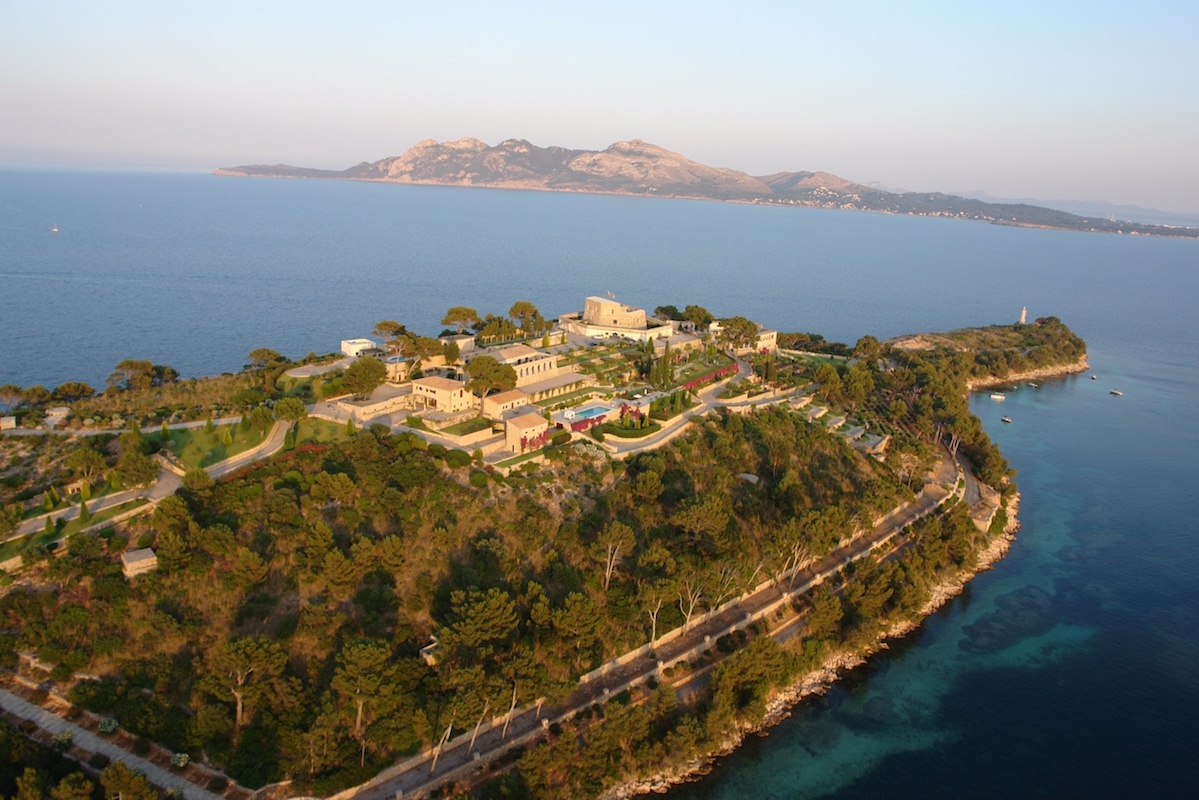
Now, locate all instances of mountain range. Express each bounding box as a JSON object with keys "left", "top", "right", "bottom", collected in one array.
[{"left": 216, "top": 138, "right": 1198, "bottom": 238}]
